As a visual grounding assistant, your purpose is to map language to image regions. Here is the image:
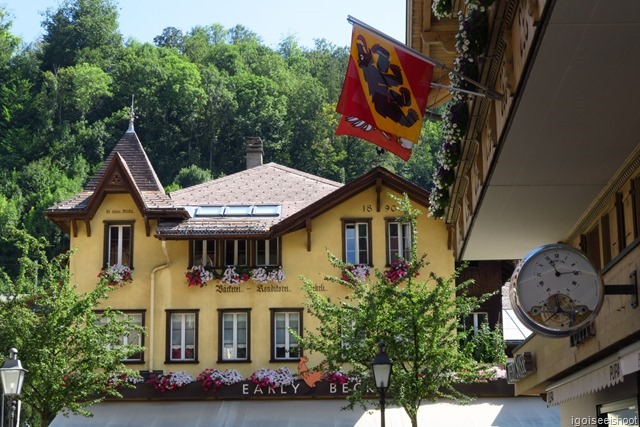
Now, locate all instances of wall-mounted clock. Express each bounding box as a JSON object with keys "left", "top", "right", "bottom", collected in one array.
[{"left": 509, "top": 243, "right": 604, "bottom": 338}]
